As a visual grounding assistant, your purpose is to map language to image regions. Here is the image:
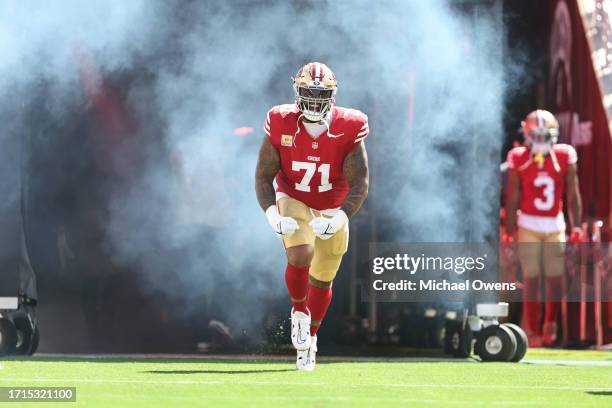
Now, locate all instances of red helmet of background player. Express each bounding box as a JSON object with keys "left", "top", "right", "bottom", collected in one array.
[
  {"left": 293, "top": 62, "right": 337, "bottom": 122},
  {"left": 521, "top": 109, "right": 559, "bottom": 155}
]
